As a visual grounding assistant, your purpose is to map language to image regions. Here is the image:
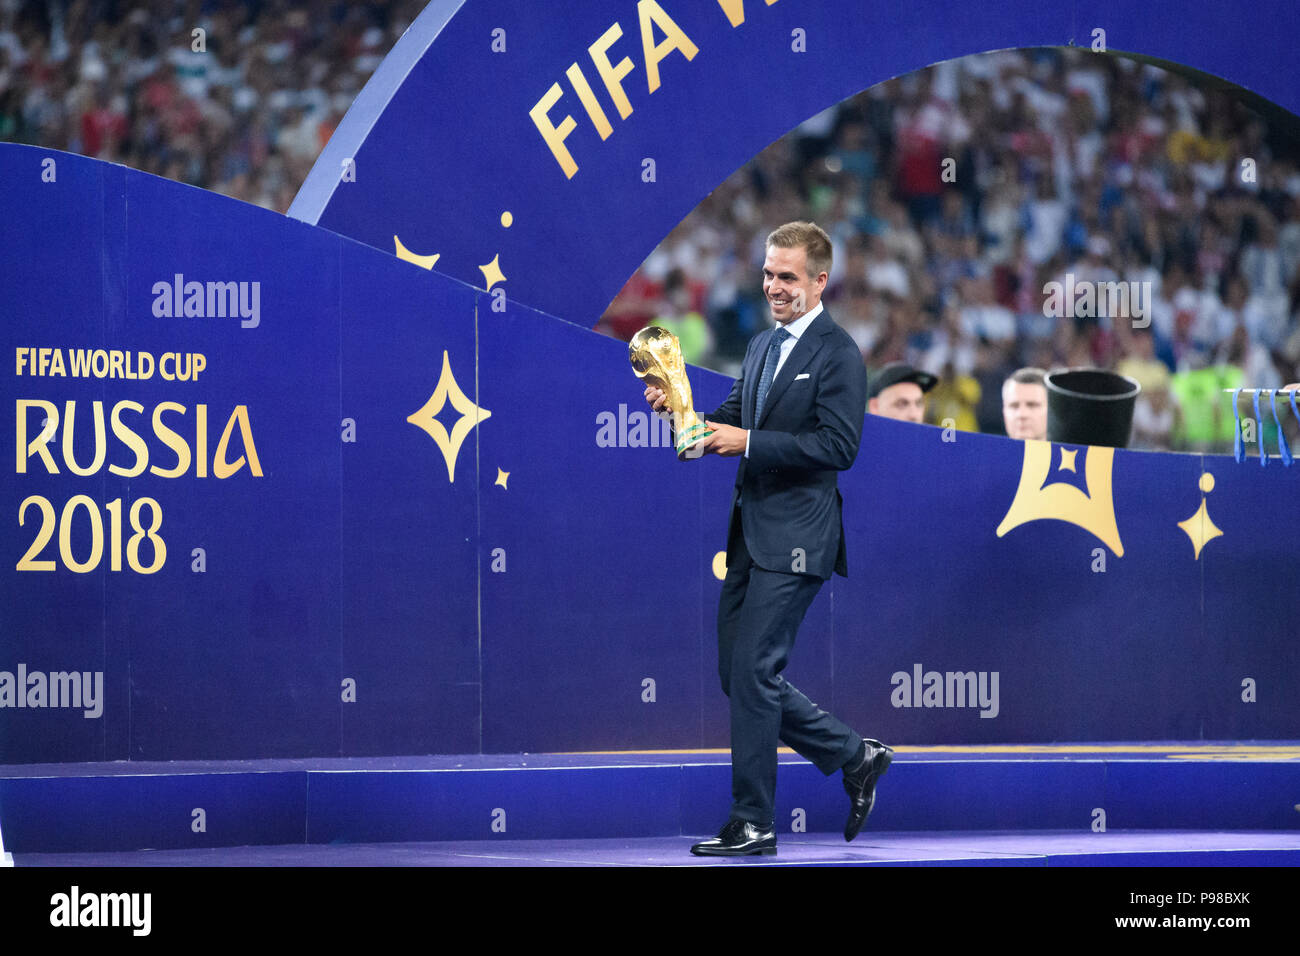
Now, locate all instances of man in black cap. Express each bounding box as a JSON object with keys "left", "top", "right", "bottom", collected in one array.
[{"left": 868, "top": 362, "right": 938, "bottom": 423}]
